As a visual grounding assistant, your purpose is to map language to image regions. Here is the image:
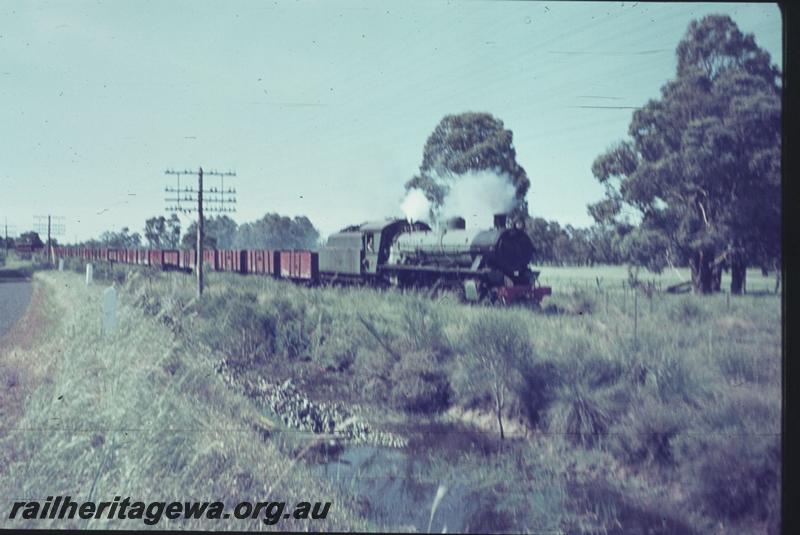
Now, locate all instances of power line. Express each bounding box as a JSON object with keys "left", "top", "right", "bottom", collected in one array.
[{"left": 164, "top": 167, "right": 237, "bottom": 298}]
